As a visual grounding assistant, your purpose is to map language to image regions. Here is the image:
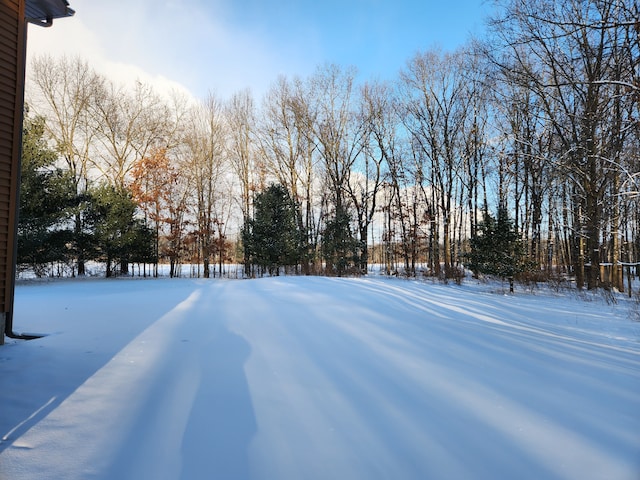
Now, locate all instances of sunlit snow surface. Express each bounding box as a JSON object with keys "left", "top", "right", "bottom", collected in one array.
[{"left": 1, "top": 276, "right": 638, "bottom": 480}]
